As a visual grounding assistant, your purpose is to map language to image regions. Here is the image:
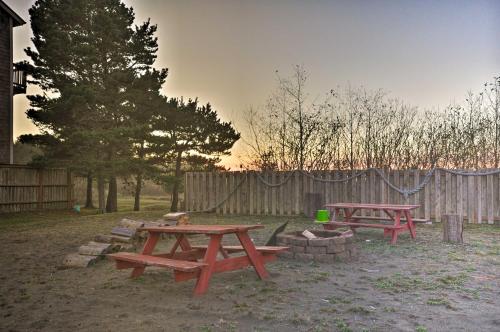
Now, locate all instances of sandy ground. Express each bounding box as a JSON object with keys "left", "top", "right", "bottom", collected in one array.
[{"left": 0, "top": 211, "right": 498, "bottom": 332}]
